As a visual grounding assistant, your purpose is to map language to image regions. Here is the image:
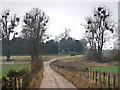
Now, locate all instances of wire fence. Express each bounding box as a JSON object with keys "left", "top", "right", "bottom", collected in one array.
[
  {"left": 2, "top": 60, "right": 43, "bottom": 89},
  {"left": 51, "top": 63, "right": 120, "bottom": 88}
]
